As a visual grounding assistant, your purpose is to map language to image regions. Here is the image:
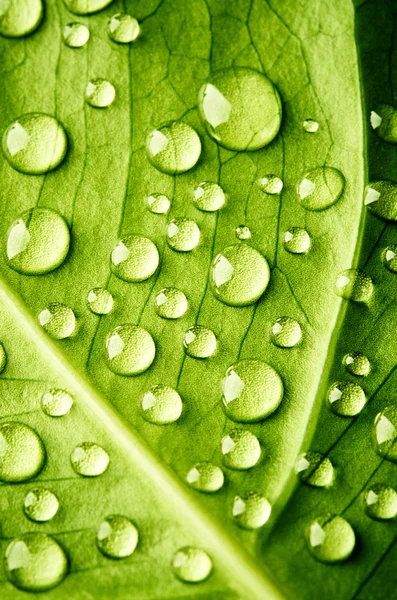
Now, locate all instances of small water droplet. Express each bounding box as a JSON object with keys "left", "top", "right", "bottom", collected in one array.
[
  {"left": 307, "top": 515, "right": 355, "bottom": 563},
  {"left": 85, "top": 78, "right": 115, "bottom": 108},
  {"left": 5, "top": 533, "right": 68, "bottom": 591},
  {"left": 271, "top": 316, "right": 302, "bottom": 348},
  {"left": 38, "top": 303, "right": 76, "bottom": 340},
  {"left": 258, "top": 174, "right": 283, "bottom": 195},
  {"left": 364, "top": 484, "right": 397, "bottom": 520},
  {"left": 2, "top": 113, "right": 67, "bottom": 174},
  {"left": 0, "top": 0, "right": 43, "bottom": 38},
  {"left": 232, "top": 492, "right": 271, "bottom": 530},
  {"left": 295, "top": 451, "right": 334, "bottom": 488},
  {"left": 155, "top": 287, "right": 188, "bottom": 319},
  {"left": 108, "top": 13, "right": 140, "bottom": 43},
  {"left": 167, "top": 218, "right": 200, "bottom": 252},
  {"left": 211, "top": 244, "right": 270, "bottom": 307},
  {"left": 111, "top": 235, "right": 159, "bottom": 282},
  {"left": 106, "top": 324, "right": 155, "bottom": 375},
  {"left": 303, "top": 119, "right": 319, "bottom": 133},
  {"left": 141, "top": 384, "right": 182, "bottom": 425},
  {"left": 24, "top": 488, "right": 59, "bottom": 522},
  {"left": 63, "top": 22, "right": 89, "bottom": 47},
  {"left": 374, "top": 406, "right": 397, "bottom": 462},
  {"left": 184, "top": 325, "right": 216, "bottom": 358},
  {"left": 221, "top": 429, "right": 261, "bottom": 470},
  {"left": 146, "top": 193, "right": 170, "bottom": 215},
  {"left": 335, "top": 269, "right": 373, "bottom": 303},
  {"left": 63, "top": 0, "right": 113, "bottom": 15},
  {"left": 235, "top": 225, "right": 251, "bottom": 240},
  {"left": 283, "top": 227, "right": 311, "bottom": 254},
  {"left": 146, "top": 121, "right": 201, "bottom": 174},
  {"left": 193, "top": 181, "right": 225, "bottom": 212},
  {"left": 41, "top": 389, "right": 73, "bottom": 417},
  {"left": 327, "top": 381, "right": 366, "bottom": 417},
  {"left": 0, "top": 342, "right": 7, "bottom": 374},
  {"left": 87, "top": 287, "right": 114, "bottom": 315},
  {"left": 384, "top": 245, "right": 397, "bottom": 272},
  {"left": 97, "top": 515, "right": 138, "bottom": 558},
  {"left": 186, "top": 462, "right": 224, "bottom": 493},
  {"left": 0, "top": 422, "right": 45, "bottom": 482},
  {"left": 364, "top": 181, "right": 397, "bottom": 221},
  {"left": 297, "top": 167, "right": 345, "bottom": 211},
  {"left": 370, "top": 104, "right": 397, "bottom": 143},
  {"left": 222, "top": 359, "right": 283, "bottom": 423},
  {"left": 343, "top": 352, "right": 370, "bottom": 377},
  {"left": 71, "top": 442, "right": 109, "bottom": 477},
  {"left": 198, "top": 67, "right": 281, "bottom": 151},
  {"left": 172, "top": 547, "right": 212, "bottom": 583}
]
